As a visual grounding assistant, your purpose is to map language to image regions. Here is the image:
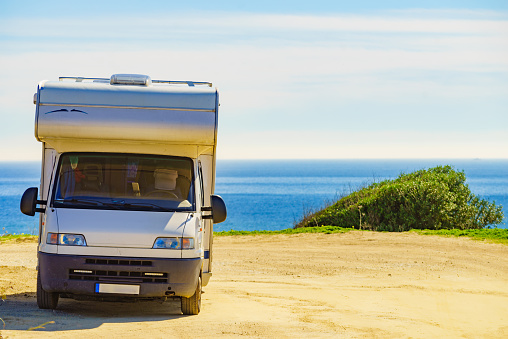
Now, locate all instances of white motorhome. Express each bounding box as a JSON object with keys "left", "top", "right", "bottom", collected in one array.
[{"left": 20, "top": 74, "right": 226, "bottom": 315}]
